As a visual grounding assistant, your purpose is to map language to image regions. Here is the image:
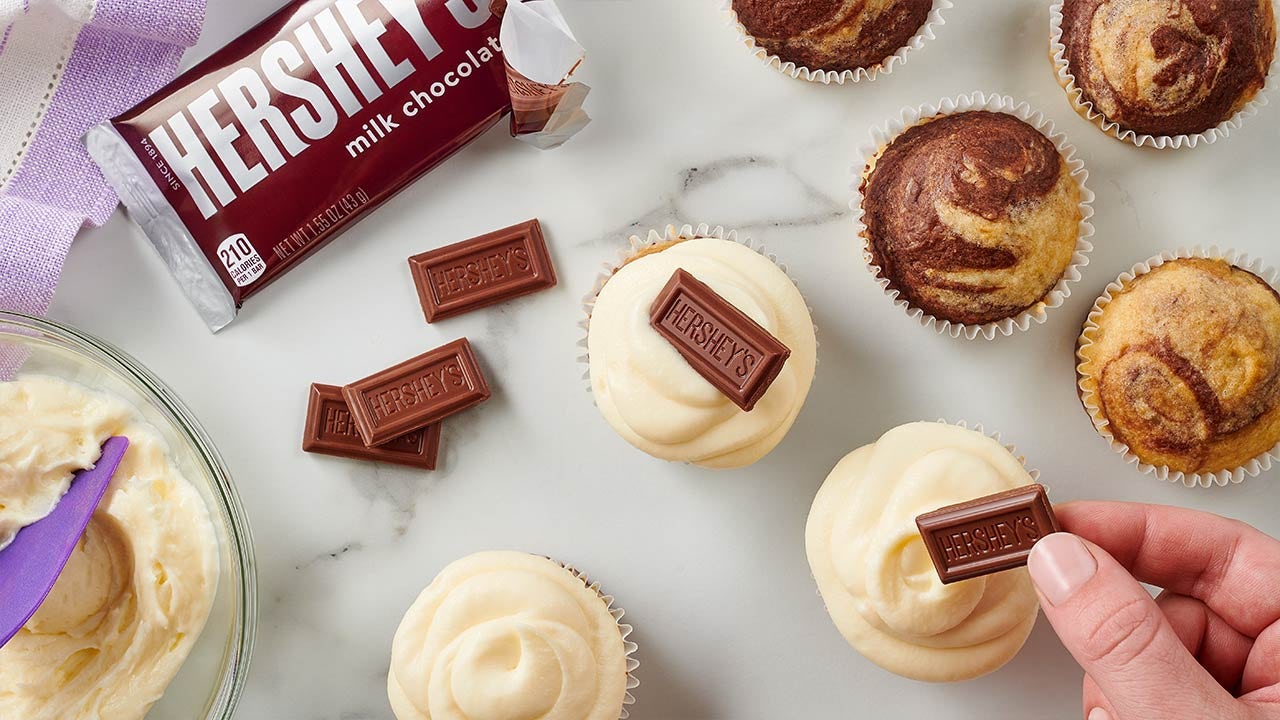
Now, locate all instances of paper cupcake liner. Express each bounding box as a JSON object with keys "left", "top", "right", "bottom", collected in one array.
[
  {"left": 556, "top": 560, "right": 641, "bottom": 718},
  {"left": 722, "top": 0, "right": 953, "bottom": 85},
  {"left": 851, "top": 91, "right": 1096, "bottom": 340},
  {"left": 577, "top": 222, "right": 817, "bottom": 392},
  {"left": 1075, "top": 247, "right": 1280, "bottom": 488},
  {"left": 1049, "top": 0, "right": 1279, "bottom": 149}
]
